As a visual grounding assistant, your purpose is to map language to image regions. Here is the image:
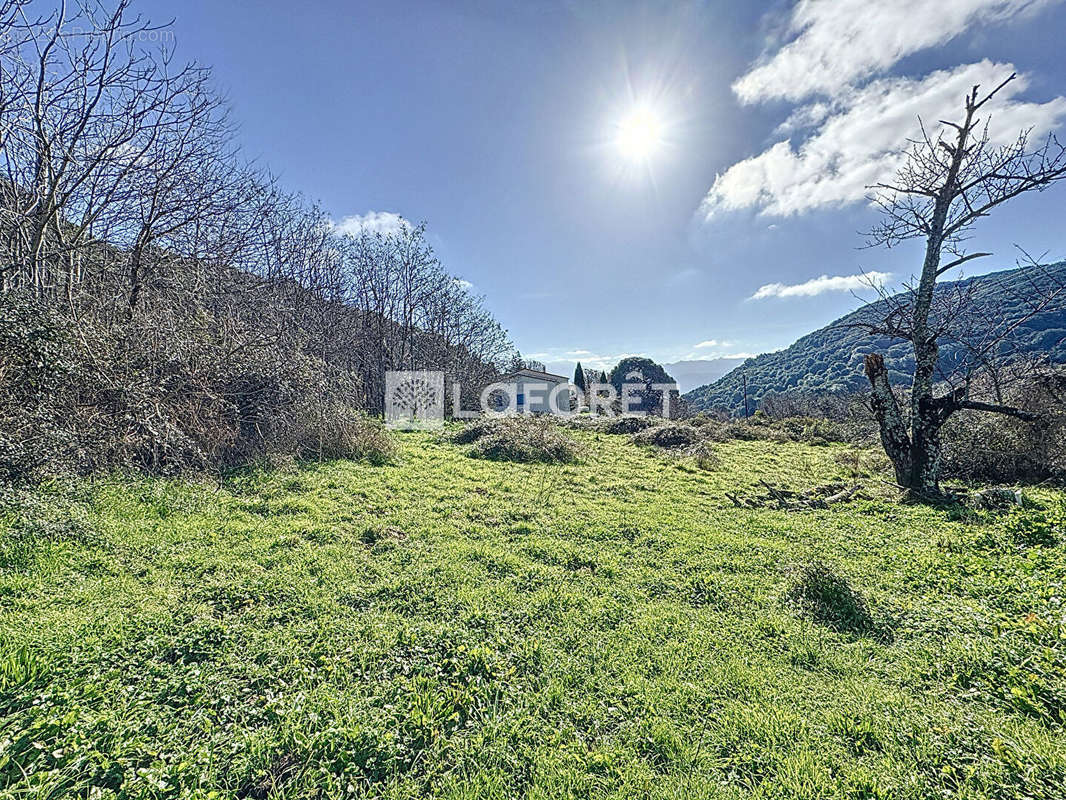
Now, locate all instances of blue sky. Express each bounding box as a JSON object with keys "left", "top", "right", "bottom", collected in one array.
[{"left": 139, "top": 0, "right": 1066, "bottom": 377}]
